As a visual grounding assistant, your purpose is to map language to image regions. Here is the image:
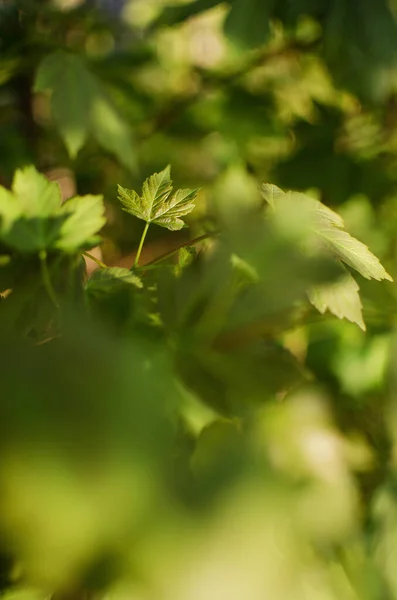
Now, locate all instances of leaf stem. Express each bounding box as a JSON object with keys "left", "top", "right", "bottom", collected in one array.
[
  {"left": 39, "top": 250, "right": 59, "bottom": 309},
  {"left": 135, "top": 221, "right": 150, "bottom": 267},
  {"left": 83, "top": 251, "right": 108, "bottom": 269}
]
